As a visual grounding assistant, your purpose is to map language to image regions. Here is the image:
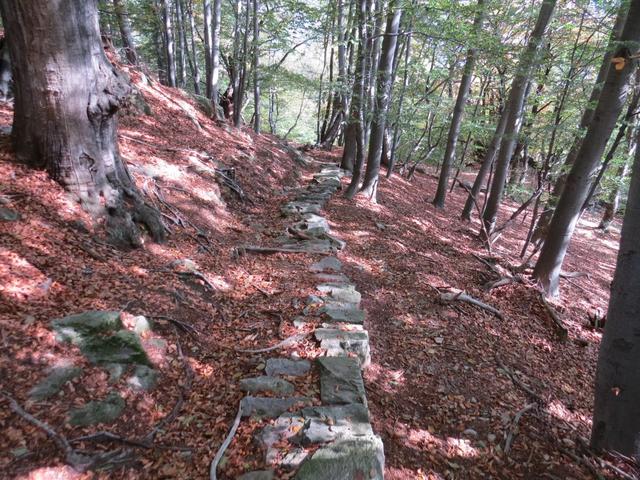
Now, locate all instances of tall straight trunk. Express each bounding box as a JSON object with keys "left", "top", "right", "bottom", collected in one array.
[
  {"left": 113, "top": 0, "right": 138, "bottom": 65},
  {"left": 0, "top": 0, "right": 164, "bottom": 246},
  {"left": 154, "top": 0, "right": 167, "bottom": 83},
  {"left": 342, "top": 0, "right": 367, "bottom": 174},
  {"left": 233, "top": 0, "right": 250, "bottom": 127},
  {"left": 0, "top": 36, "right": 11, "bottom": 101},
  {"left": 163, "top": 0, "right": 177, "bottom": 87},
  {"left": 388, "top": 25, "right": 412, "bottom": 177},
  {"left": 481, "top": 0, "right": 556, "bottom": 234},
  {"left": 533, "top": 6, "right": 628, "bottom": 240},
  {"left": 359, "top": 0, "right": 401, "bottom": 202},
  {"left": 461, "top": 102, "right": 509, "bottom": 220},
  {"left": 591, "top": 124, "right": 640, "bottom": 460},
  {"left": 203, "top": 0, "right": 213, "bottom": 98},
  {"left": 599, "top": 159, "right": 630, "bottom": 231},
  {"left": 252, "top": 0, "right": 260, "bottom": 132},
  {"left": 186, "top": 0, "right": 201, "bottom": 95},
  {"left": 533, "top": 1, "right": 640, "bottom": 297},
  {"left": 433, "top": 0, "right": 485, "bottom": 208},
  {"left": 211, "top": 0, "right": 222, "bottom": 111},
  {"left": 175, "top": 0, "right": 187, "bottom": 87}
]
